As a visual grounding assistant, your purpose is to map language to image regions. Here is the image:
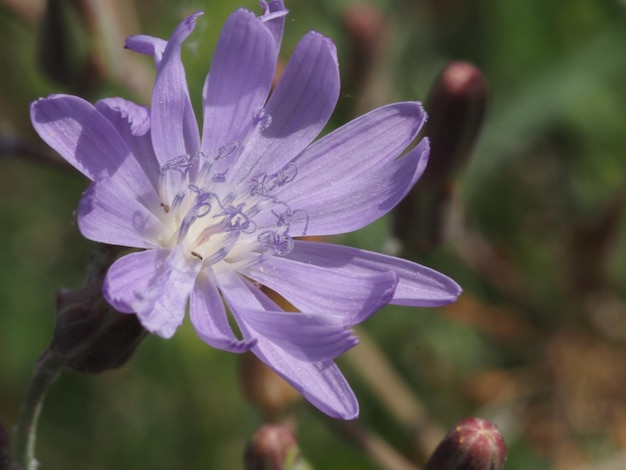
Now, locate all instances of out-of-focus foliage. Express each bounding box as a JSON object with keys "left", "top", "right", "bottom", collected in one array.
[{"left": 2, "top": 0, "right": 626, "bottom": 469}]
